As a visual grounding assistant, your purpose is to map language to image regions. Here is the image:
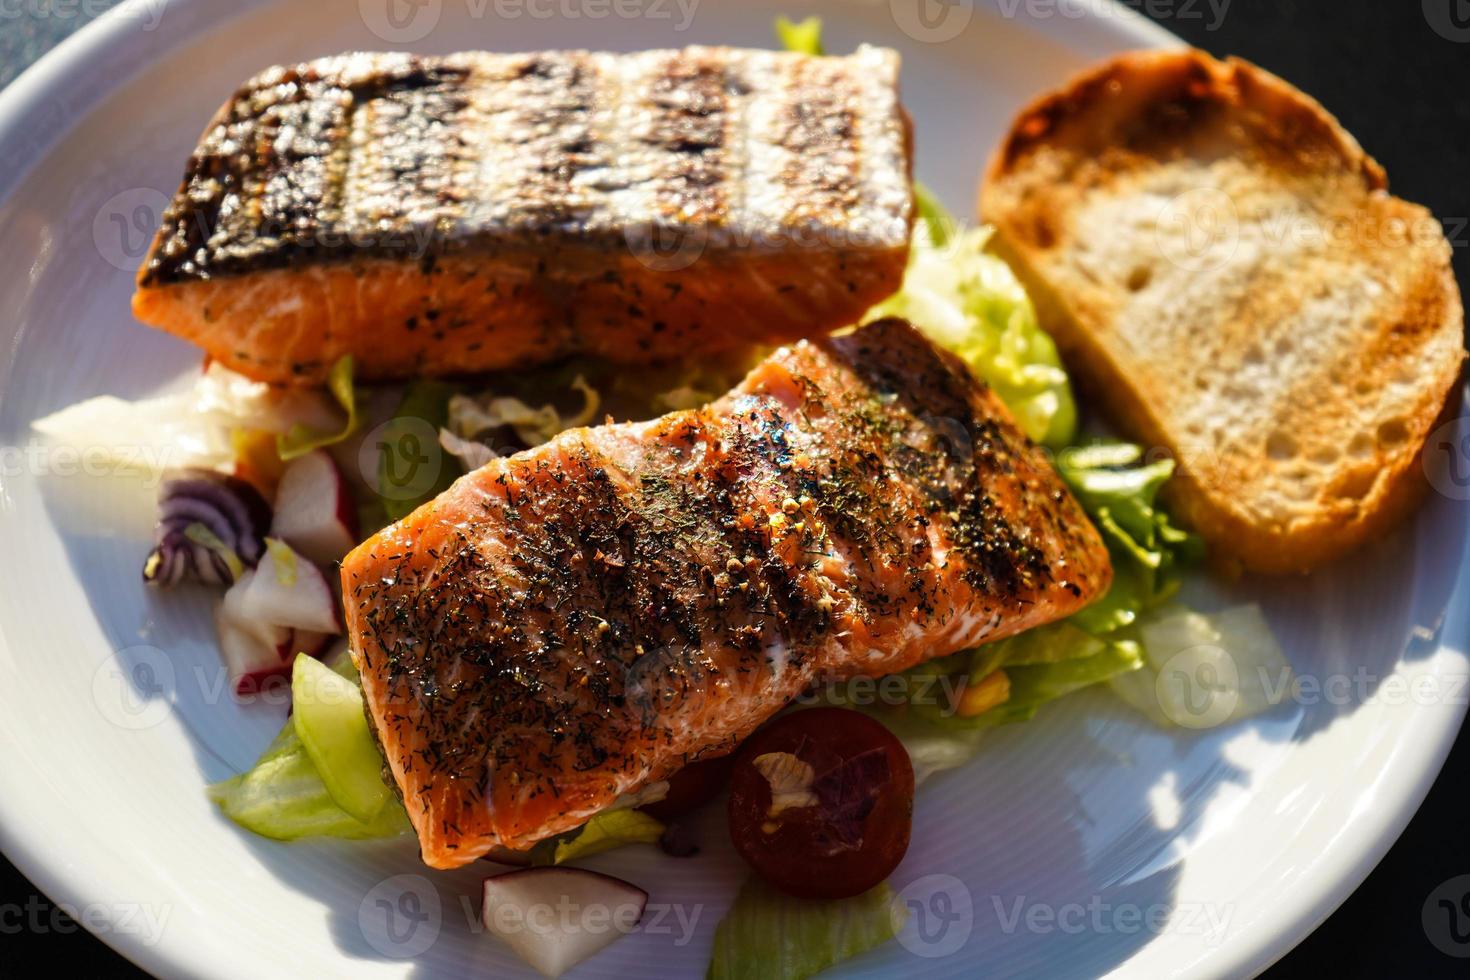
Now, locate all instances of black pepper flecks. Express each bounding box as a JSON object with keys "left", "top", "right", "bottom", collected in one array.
[{"left": 344, "top": 317, "right": 1112, "bottom": 862}]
